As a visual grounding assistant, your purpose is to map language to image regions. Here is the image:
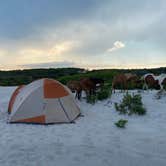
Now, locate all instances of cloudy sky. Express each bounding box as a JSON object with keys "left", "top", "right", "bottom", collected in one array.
[{"left": 0, "top": 0, "right": 166, "bottom": 70}]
